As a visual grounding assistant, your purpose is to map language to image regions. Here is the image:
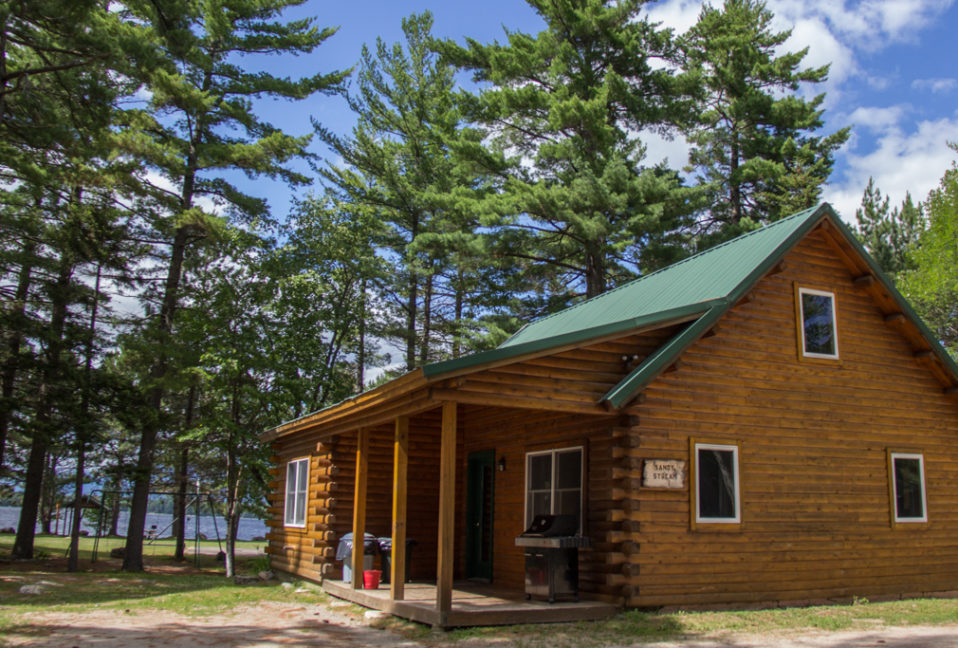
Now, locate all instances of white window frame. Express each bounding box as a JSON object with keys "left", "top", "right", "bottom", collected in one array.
[
  {"left": 524, "top": 446, "right": 584, "bottom": 533},
  {"left": 284, "top": 457, "right": 309, "bottom": 528},
  {"left": 890, "top": 452, "right": 928, "bottom": 523},
  {"left": 694, "top": 443, "right": 741, "bottom": 524},
  {"left": 798, "top": 287, "right": 839, "bottom": 359}
]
